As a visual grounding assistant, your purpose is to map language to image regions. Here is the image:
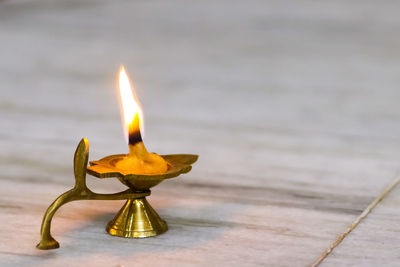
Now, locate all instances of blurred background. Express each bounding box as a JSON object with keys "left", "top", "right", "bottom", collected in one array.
[
  {"left": 1, "top": 0, "right": 400, "bottom": 265},
  {"left": 1, "top": 0, "right": 400, "bottom": 192}
]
